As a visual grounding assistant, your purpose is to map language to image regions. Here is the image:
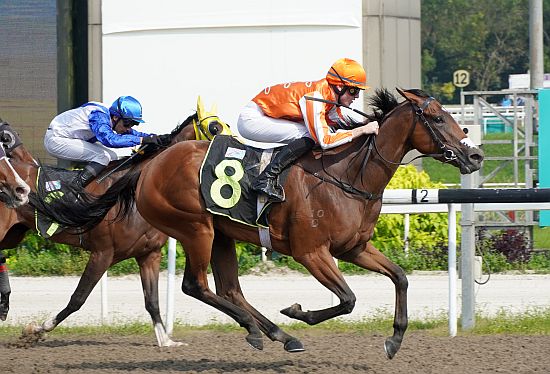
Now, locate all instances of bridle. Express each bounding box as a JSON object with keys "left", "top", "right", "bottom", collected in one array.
[{"left": 372, "top": 96, "right": 457, "bottom": 167}]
